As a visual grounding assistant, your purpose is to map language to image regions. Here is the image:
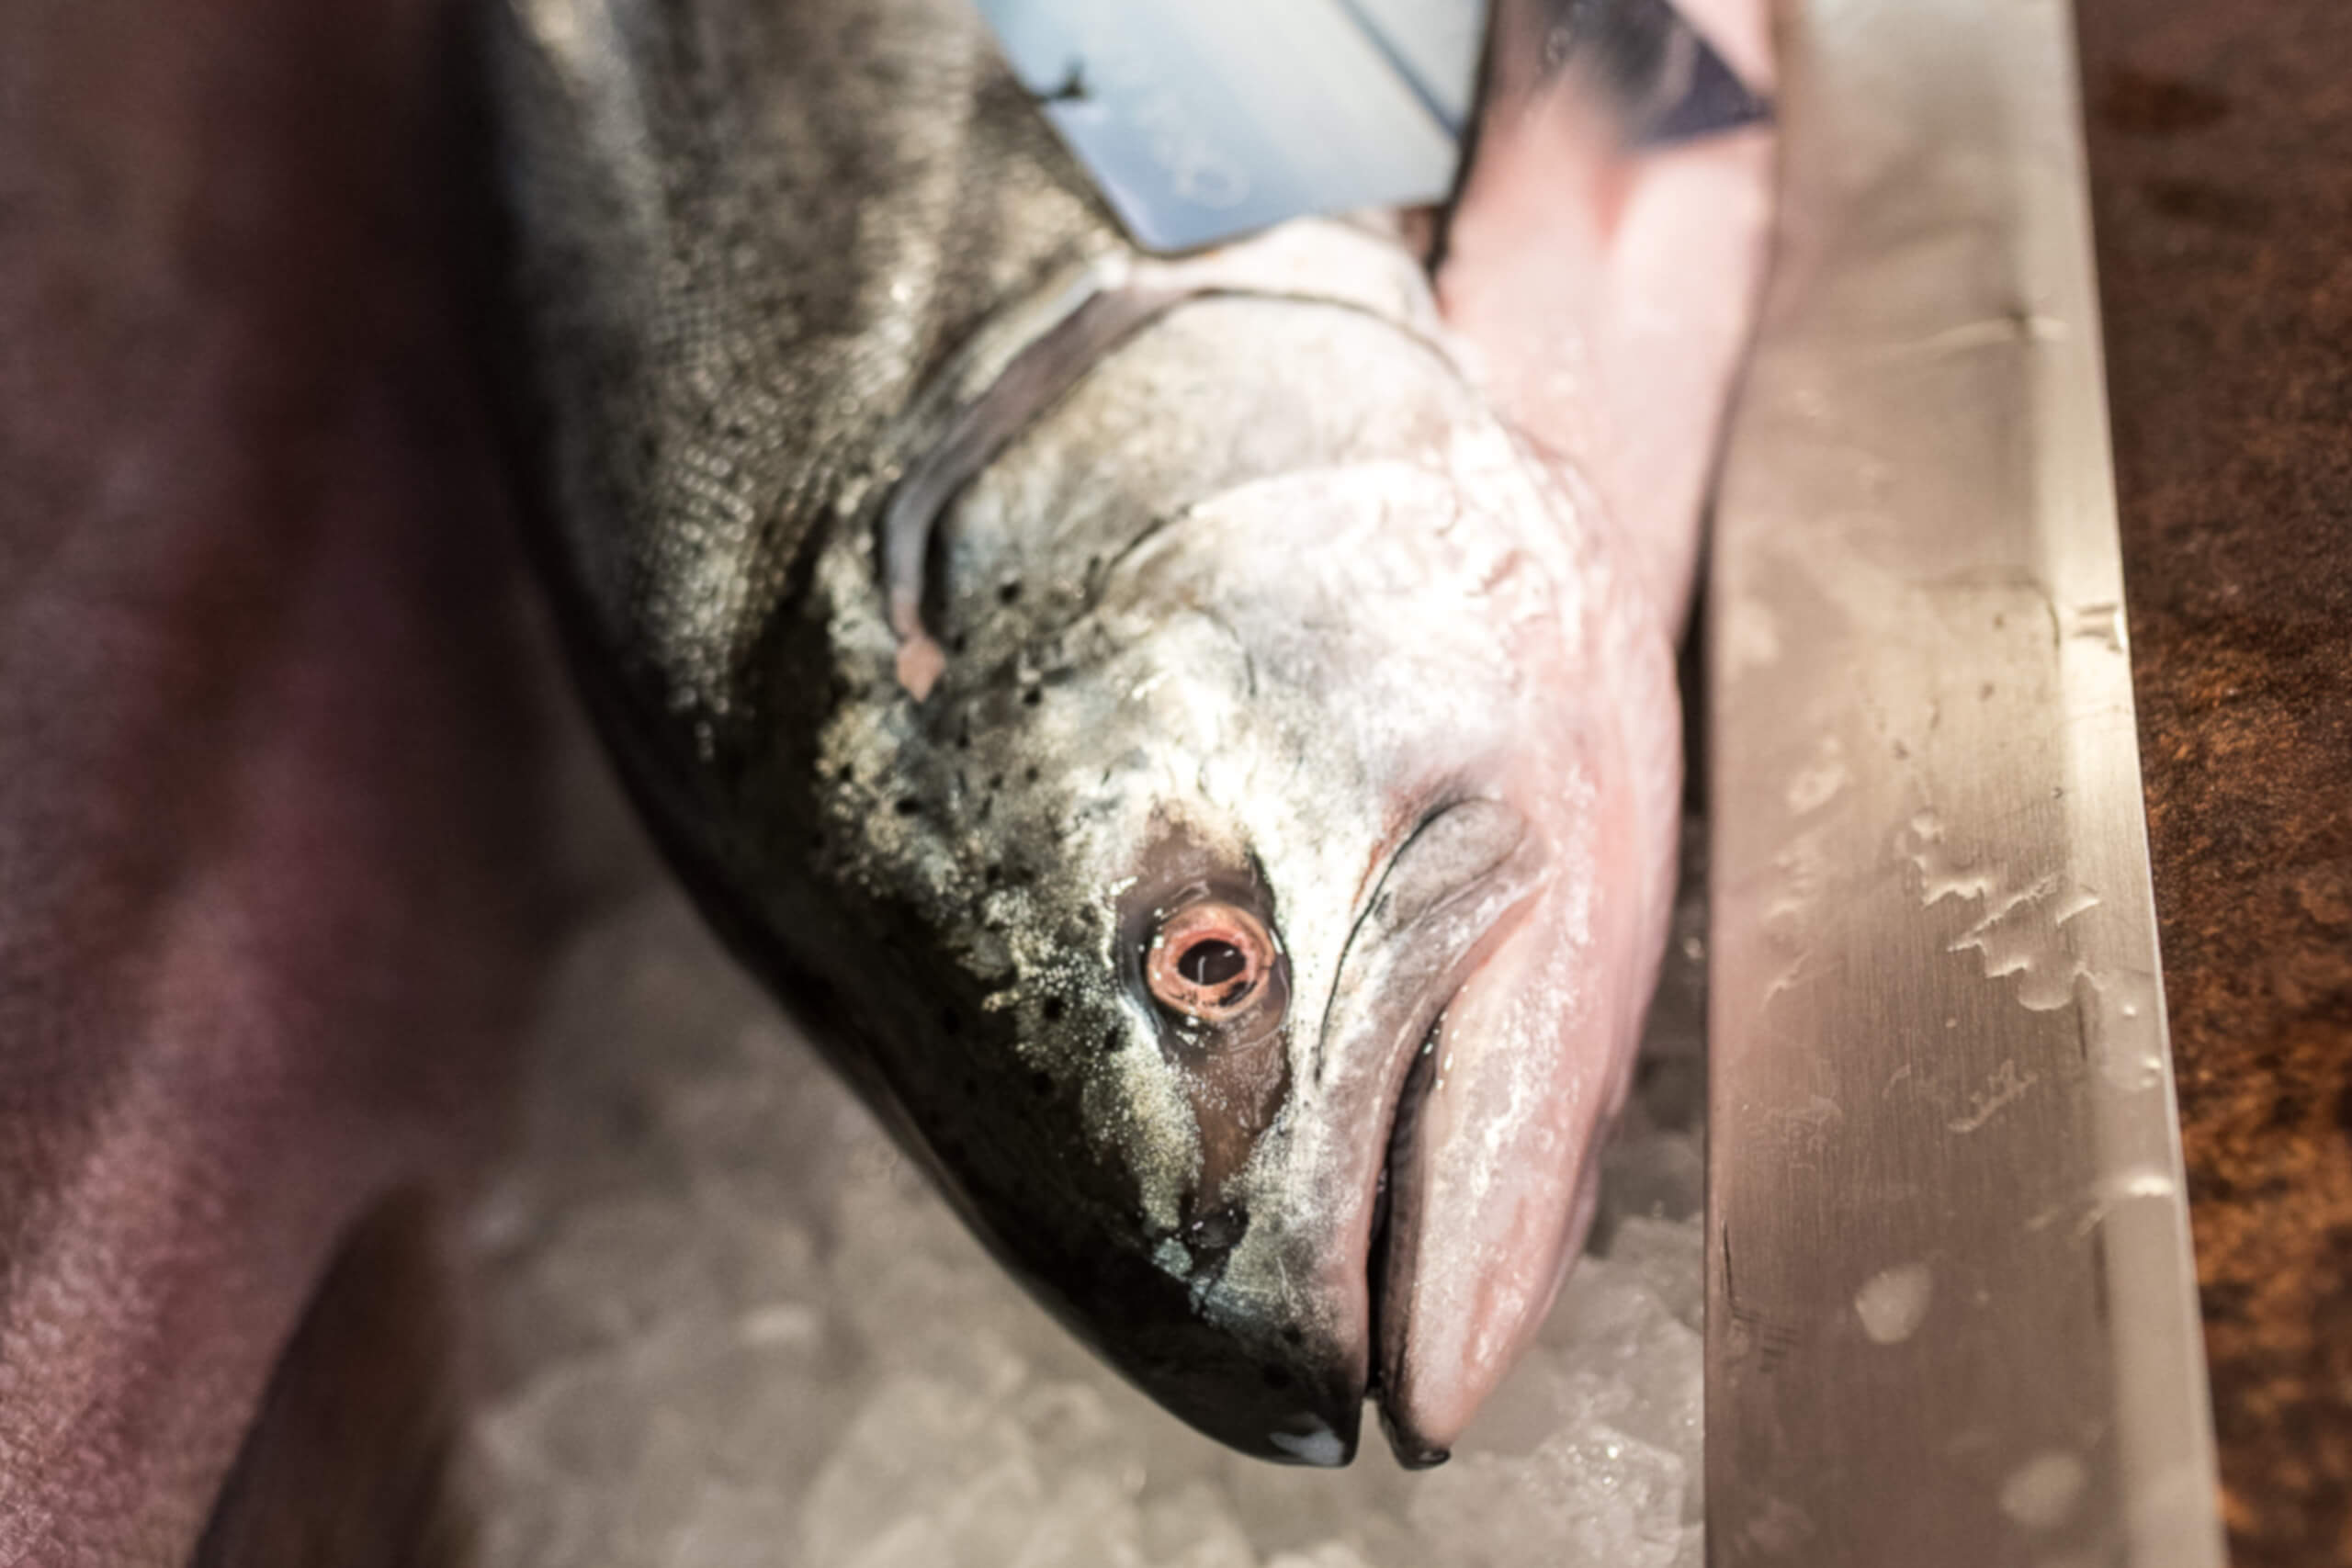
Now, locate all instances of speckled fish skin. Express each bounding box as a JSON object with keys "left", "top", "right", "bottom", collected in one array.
[{"left": 488, "top": 0, "right": 1769, "bottom": 1465}]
